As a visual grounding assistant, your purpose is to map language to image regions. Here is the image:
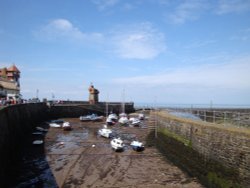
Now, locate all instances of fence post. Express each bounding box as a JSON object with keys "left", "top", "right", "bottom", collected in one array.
[
  {"left": 238, "top": 112, "right": 241, "bottom": 126},
  {"left": 213, "top": 111, "right": 215, "bottom": 123},
  {"left": 155, "top": 109, "right": 158, "bottom": 139},
  {"left": 204, "top": 110, "right": 206, "bottom": 122},
  {"left": 224, "top": 112, "right": 227, "bottom": 125}
]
